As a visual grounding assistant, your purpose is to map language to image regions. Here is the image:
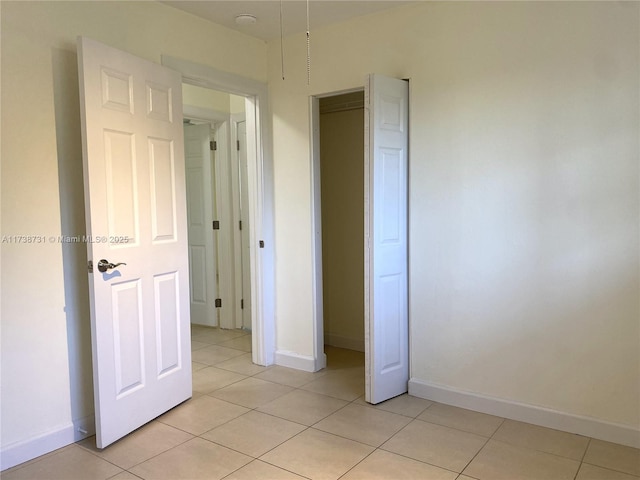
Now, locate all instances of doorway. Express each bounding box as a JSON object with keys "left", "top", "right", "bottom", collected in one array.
[
  {"left": 181, "top": 83, "right": 251, "bottom": 333},
  {"left": 318, "top": 92, "right": 366, "bottom": 359},
  {"left": 311, "top": 75, "right": 410, "bottom": 404},
  {"left": 162, "top": 54, "right": 276, "bottom": 367},
  {"left": 180, "top": 84, "right": 255, "bottom": 387}
]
